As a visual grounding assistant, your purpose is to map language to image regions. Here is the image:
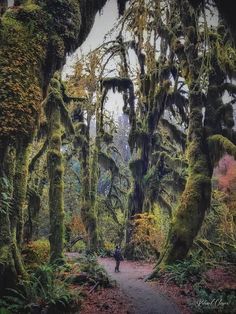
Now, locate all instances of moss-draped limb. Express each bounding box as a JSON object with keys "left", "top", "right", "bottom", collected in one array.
[{"left": 208, "top": 135, "right": 236, "bottom": 164}]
